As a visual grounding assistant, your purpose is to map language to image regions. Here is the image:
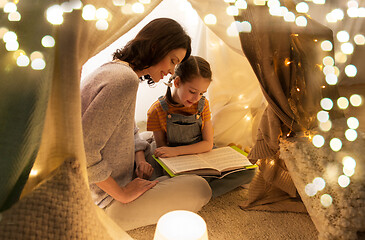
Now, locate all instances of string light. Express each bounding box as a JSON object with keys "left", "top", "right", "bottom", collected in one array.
[{"left": 349, "top": 95, "right": 362, "bottom": 107}]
